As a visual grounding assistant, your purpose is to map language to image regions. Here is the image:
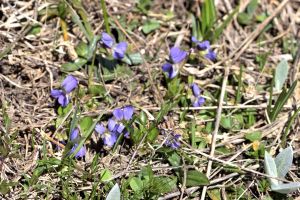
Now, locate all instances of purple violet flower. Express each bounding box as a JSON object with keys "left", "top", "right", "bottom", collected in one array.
[
  {"left": 50, "top": 75, "right": 78, "bottom": 107},
  {"left": 191, "top": 36, "right": 216, "bottom": 60},
  {"left": 99, "top": 33, "right": 128, "bottom": 59},
  {"left": 190, "top": 83, "right": 205, "bottom": 107},
  {"left": 69, "top": 129, "right": 85, "bottom": 158},
  {"left": 166, "top": 134, "right": 181, "bottom": 149},
  {"left": 113, "top": 106, "right": 134, "bottom": 136},
  {"left": 95, "top": 119, "right": 118, "bottom": 146},
  {"left": 162, "top": 47, "right": 187, "bottom": 79}
]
